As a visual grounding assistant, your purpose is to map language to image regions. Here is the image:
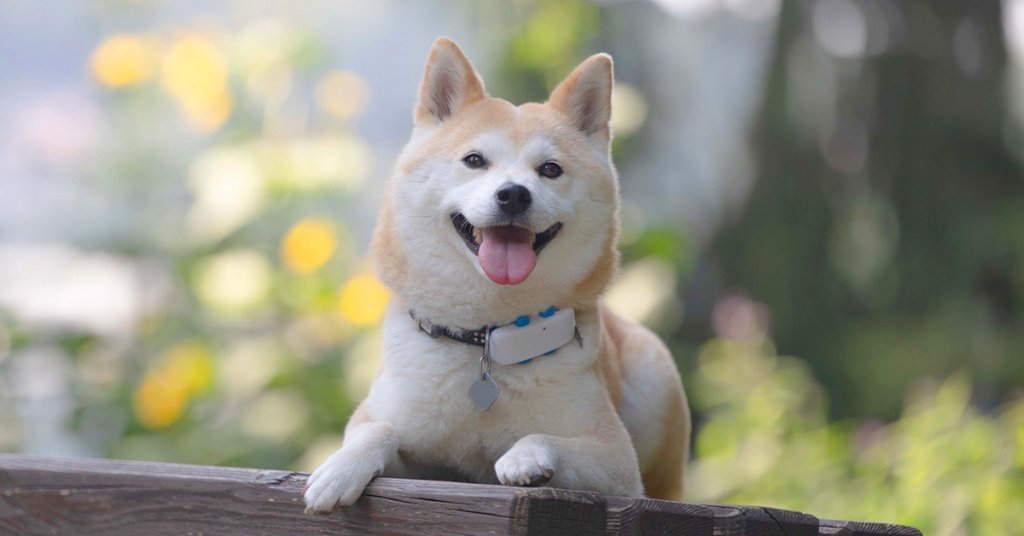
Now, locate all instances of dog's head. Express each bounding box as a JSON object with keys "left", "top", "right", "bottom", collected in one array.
[{"left": 372, "top": 38, "right": 619, "bottom": 323}]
